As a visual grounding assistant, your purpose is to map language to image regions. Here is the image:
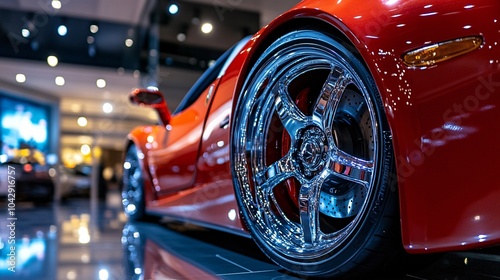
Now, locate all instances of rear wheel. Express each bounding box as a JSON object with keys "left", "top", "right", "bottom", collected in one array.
[
  {"left": 231, "top": 30, "right": 400, "bottom": 278},
  {"left": 122, "top": 145, "right": 146, "bottom": 221}
]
